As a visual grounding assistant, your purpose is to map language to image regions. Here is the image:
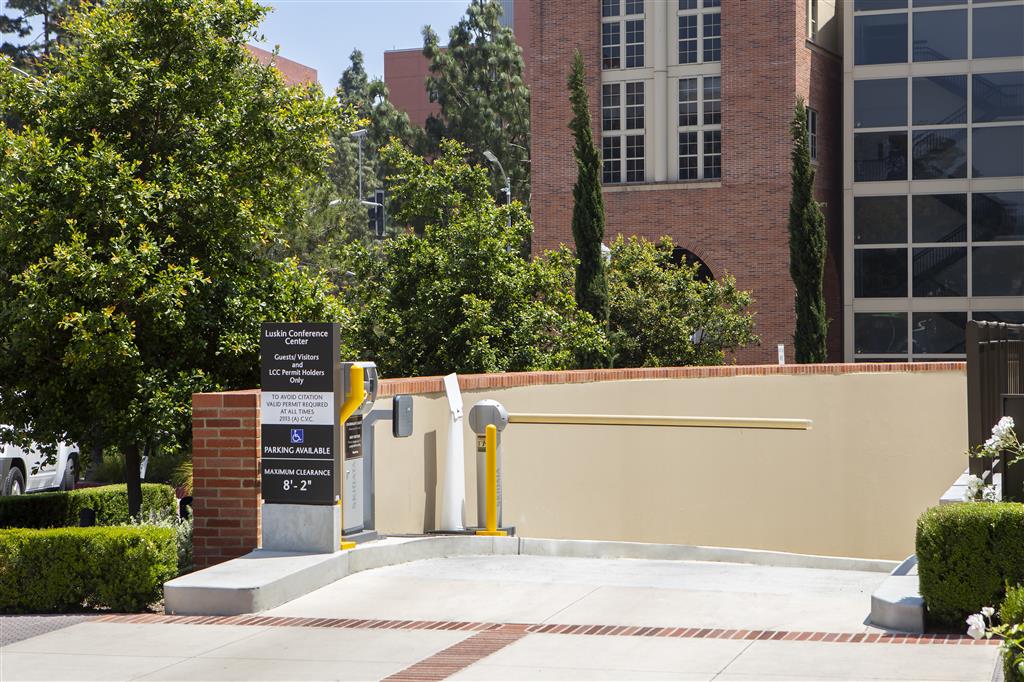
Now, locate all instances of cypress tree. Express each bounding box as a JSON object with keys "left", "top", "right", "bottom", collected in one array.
[
  {"left": 788, "top": 98, "right": 829, "bottom": 363},
  {"left": 568, "top": 50, "right": 609, "bottom": 327}
]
